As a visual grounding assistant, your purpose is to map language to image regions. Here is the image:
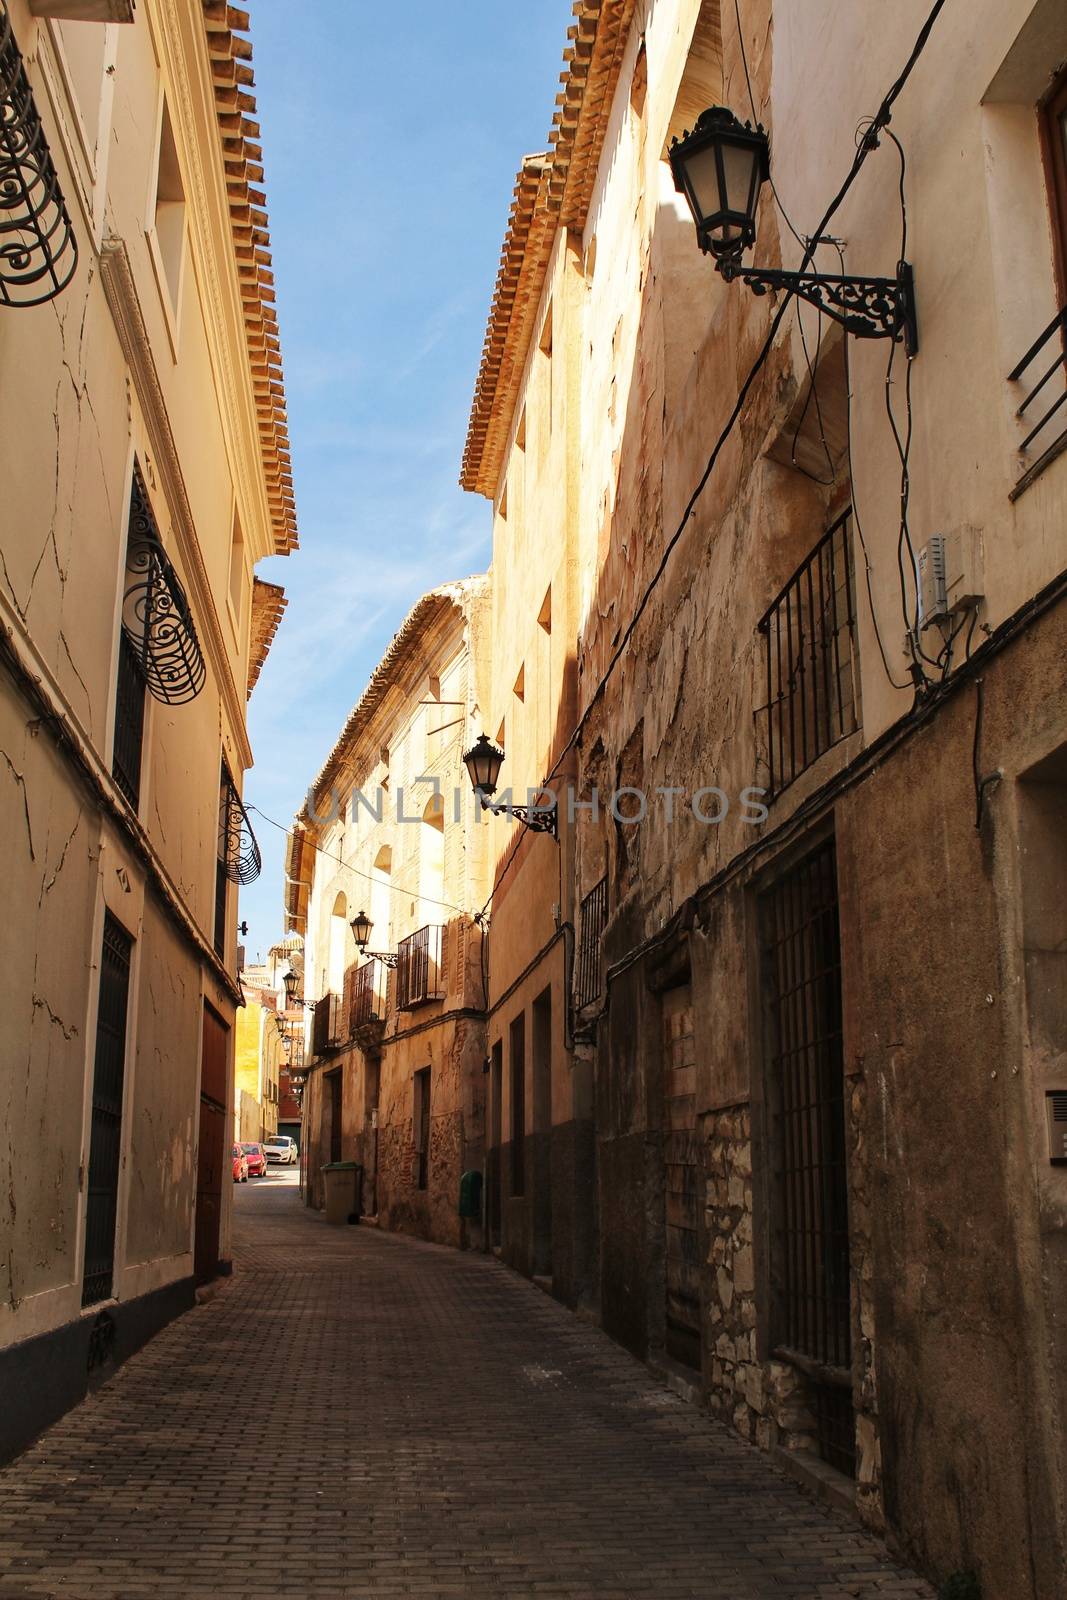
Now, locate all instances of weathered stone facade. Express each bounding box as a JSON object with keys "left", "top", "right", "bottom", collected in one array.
[
  {"left": 286, "top": 582, "right": 491, "bottom": 1250},
  {"left": 456, "top": 2, "right": 1067, "bottom": 1597}
]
